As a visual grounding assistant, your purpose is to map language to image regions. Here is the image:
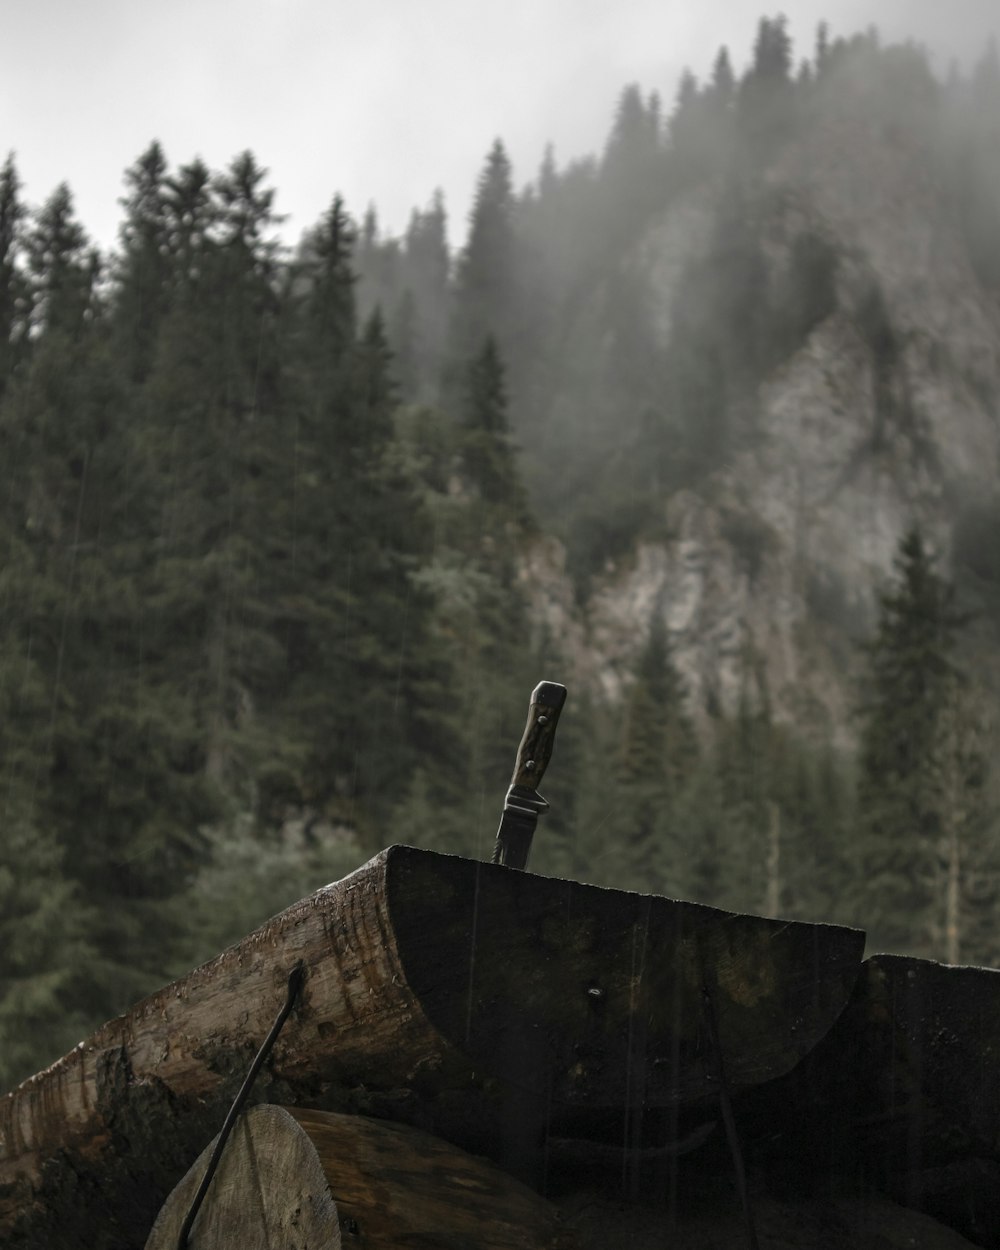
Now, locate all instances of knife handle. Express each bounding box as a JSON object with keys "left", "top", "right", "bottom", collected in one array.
[{"left": 510, "top": 681, "right": 568, "bottom": 790}]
